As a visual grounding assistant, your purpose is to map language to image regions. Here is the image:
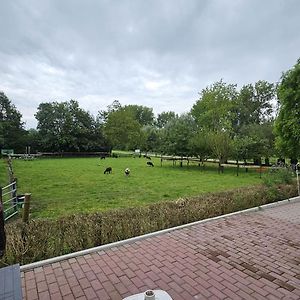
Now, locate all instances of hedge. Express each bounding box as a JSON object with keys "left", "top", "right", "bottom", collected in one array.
[{"left": 0, "top": 182, "right": 297, "bottom": 266}]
